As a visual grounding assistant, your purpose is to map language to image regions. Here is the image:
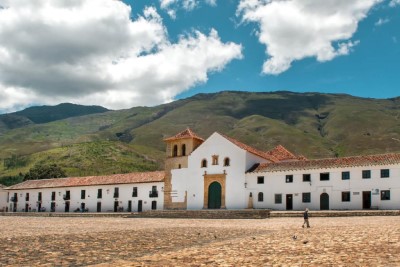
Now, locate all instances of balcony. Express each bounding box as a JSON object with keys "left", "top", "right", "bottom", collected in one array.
[
  {"left": 149, "top": 191, "right": 158, "bottom": 198},
  {"left": 113, "top": 193, "right": 119, "bottom": 198},
  {"left": 10, "top": 196, "right": 18, "bottom": 202},
  {"left": 63, "top": 194, "right": 70, "bottom": 200}
]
